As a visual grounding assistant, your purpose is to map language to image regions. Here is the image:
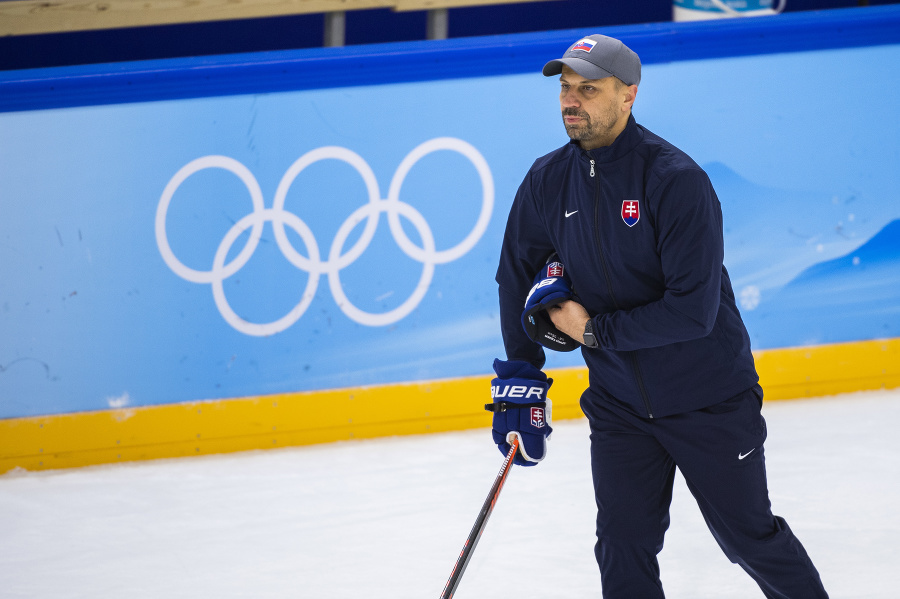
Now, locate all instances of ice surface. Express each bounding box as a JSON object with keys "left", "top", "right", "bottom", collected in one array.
[{"left": 1, "top": 389, "right": 898, "bottom": 598}]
